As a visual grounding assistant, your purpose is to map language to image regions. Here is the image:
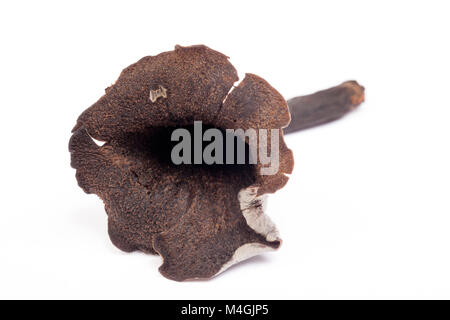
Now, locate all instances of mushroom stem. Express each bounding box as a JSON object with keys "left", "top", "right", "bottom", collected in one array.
[{"left": 283, "top": 80, "right": 365, "bottom": 134}]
